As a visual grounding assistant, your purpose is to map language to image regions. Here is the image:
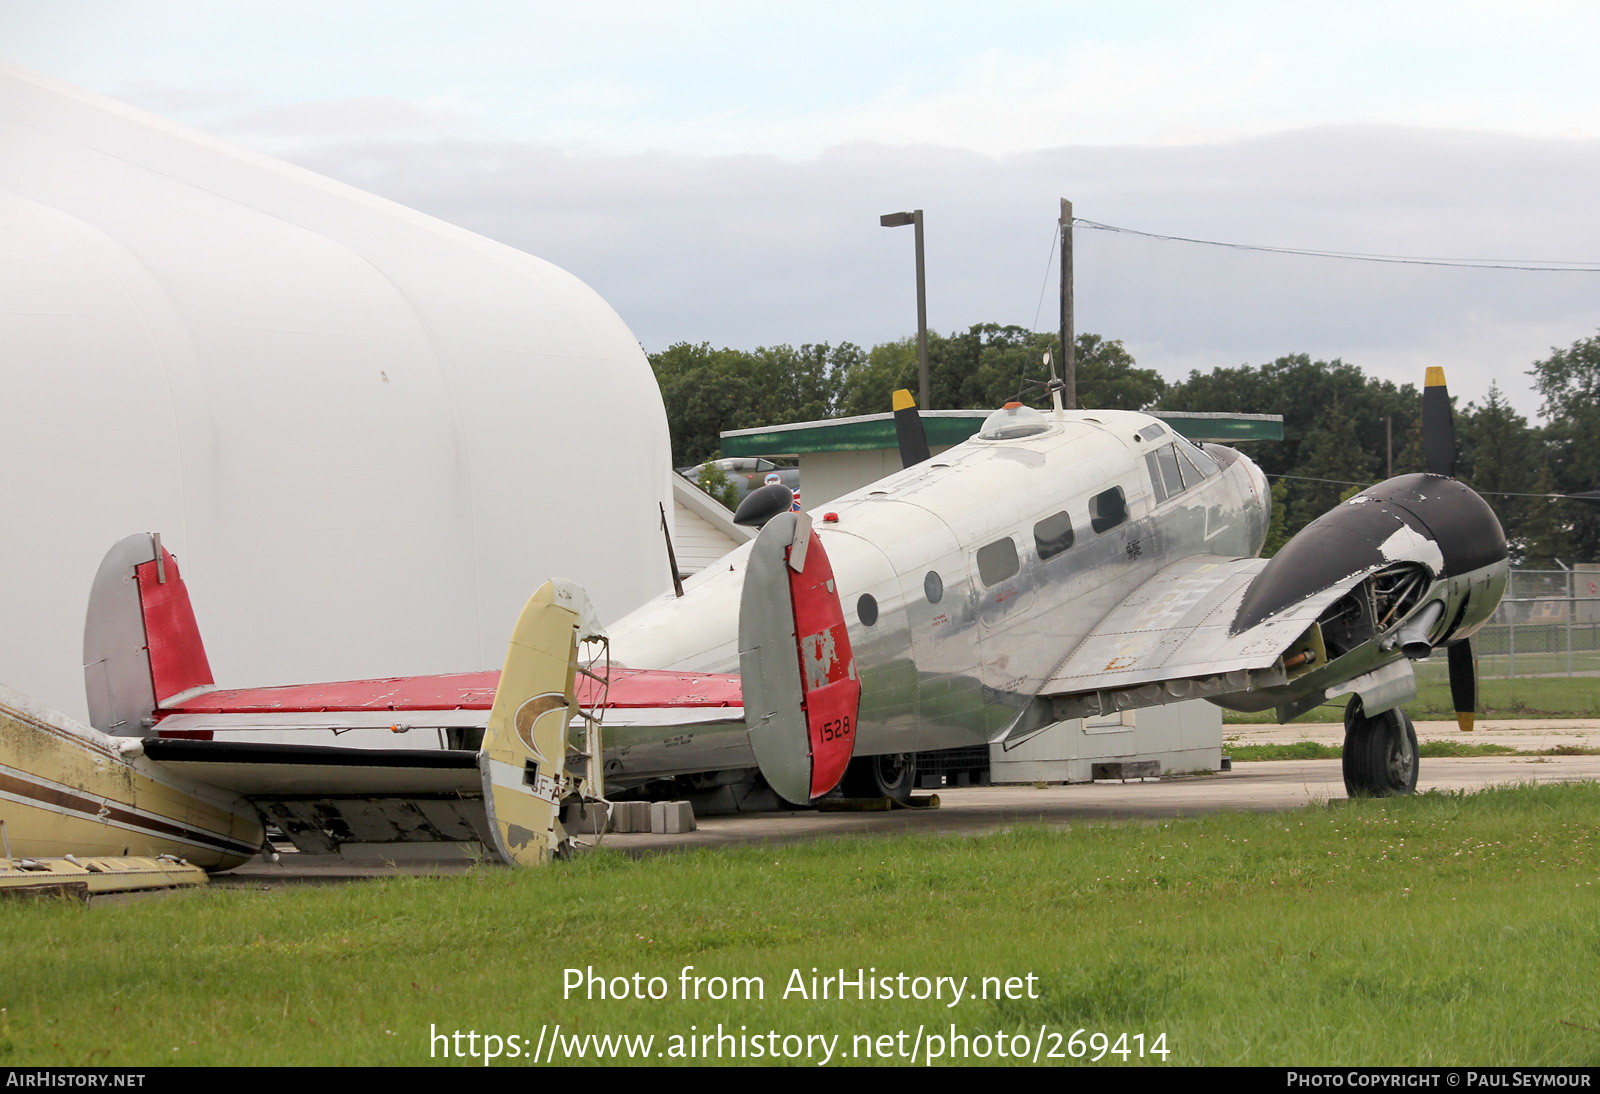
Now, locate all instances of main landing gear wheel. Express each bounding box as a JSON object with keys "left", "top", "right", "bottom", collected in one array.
[
  {"left": 1342, "top": 698, "right": 1419, "bottom": 798},
  {"left": 841, "top": 752, "right": 917, "bottom": 804}
]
